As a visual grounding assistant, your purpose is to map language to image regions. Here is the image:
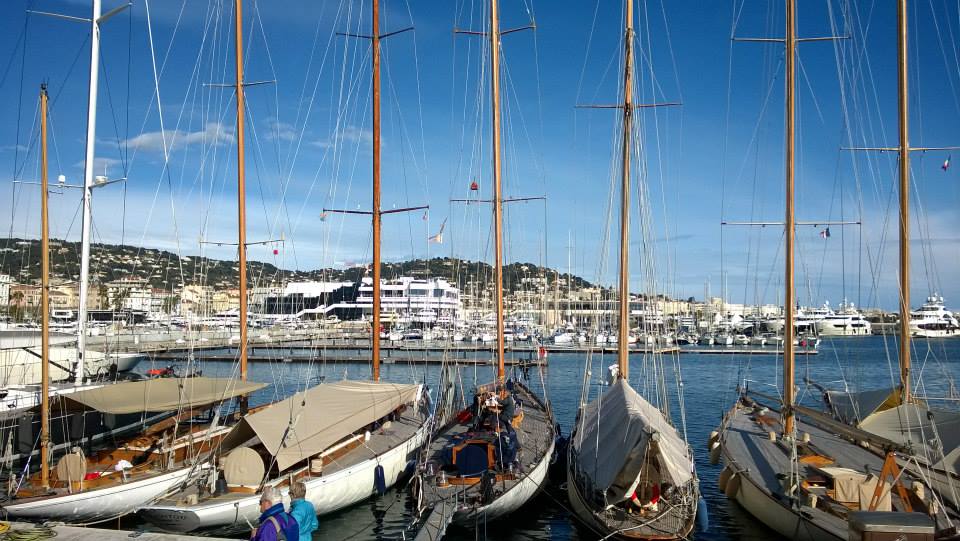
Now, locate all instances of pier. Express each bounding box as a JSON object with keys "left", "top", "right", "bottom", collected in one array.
[{"left": 0, "top": 522, "right": 233, "bottom": 541}]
